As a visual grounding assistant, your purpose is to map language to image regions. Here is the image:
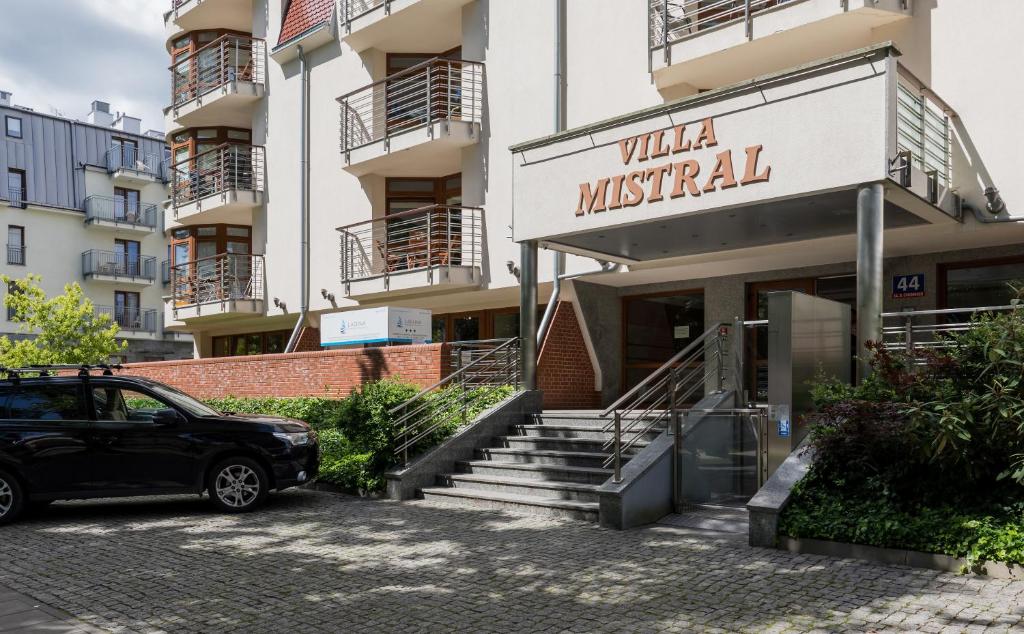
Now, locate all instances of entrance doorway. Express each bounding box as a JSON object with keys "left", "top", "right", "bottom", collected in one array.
[
  {"left": 745, "top": 275, "right": 856, "bottom": 401},
  {"left": 622, "top": 290, "right": 705, "bottom": 394}
]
